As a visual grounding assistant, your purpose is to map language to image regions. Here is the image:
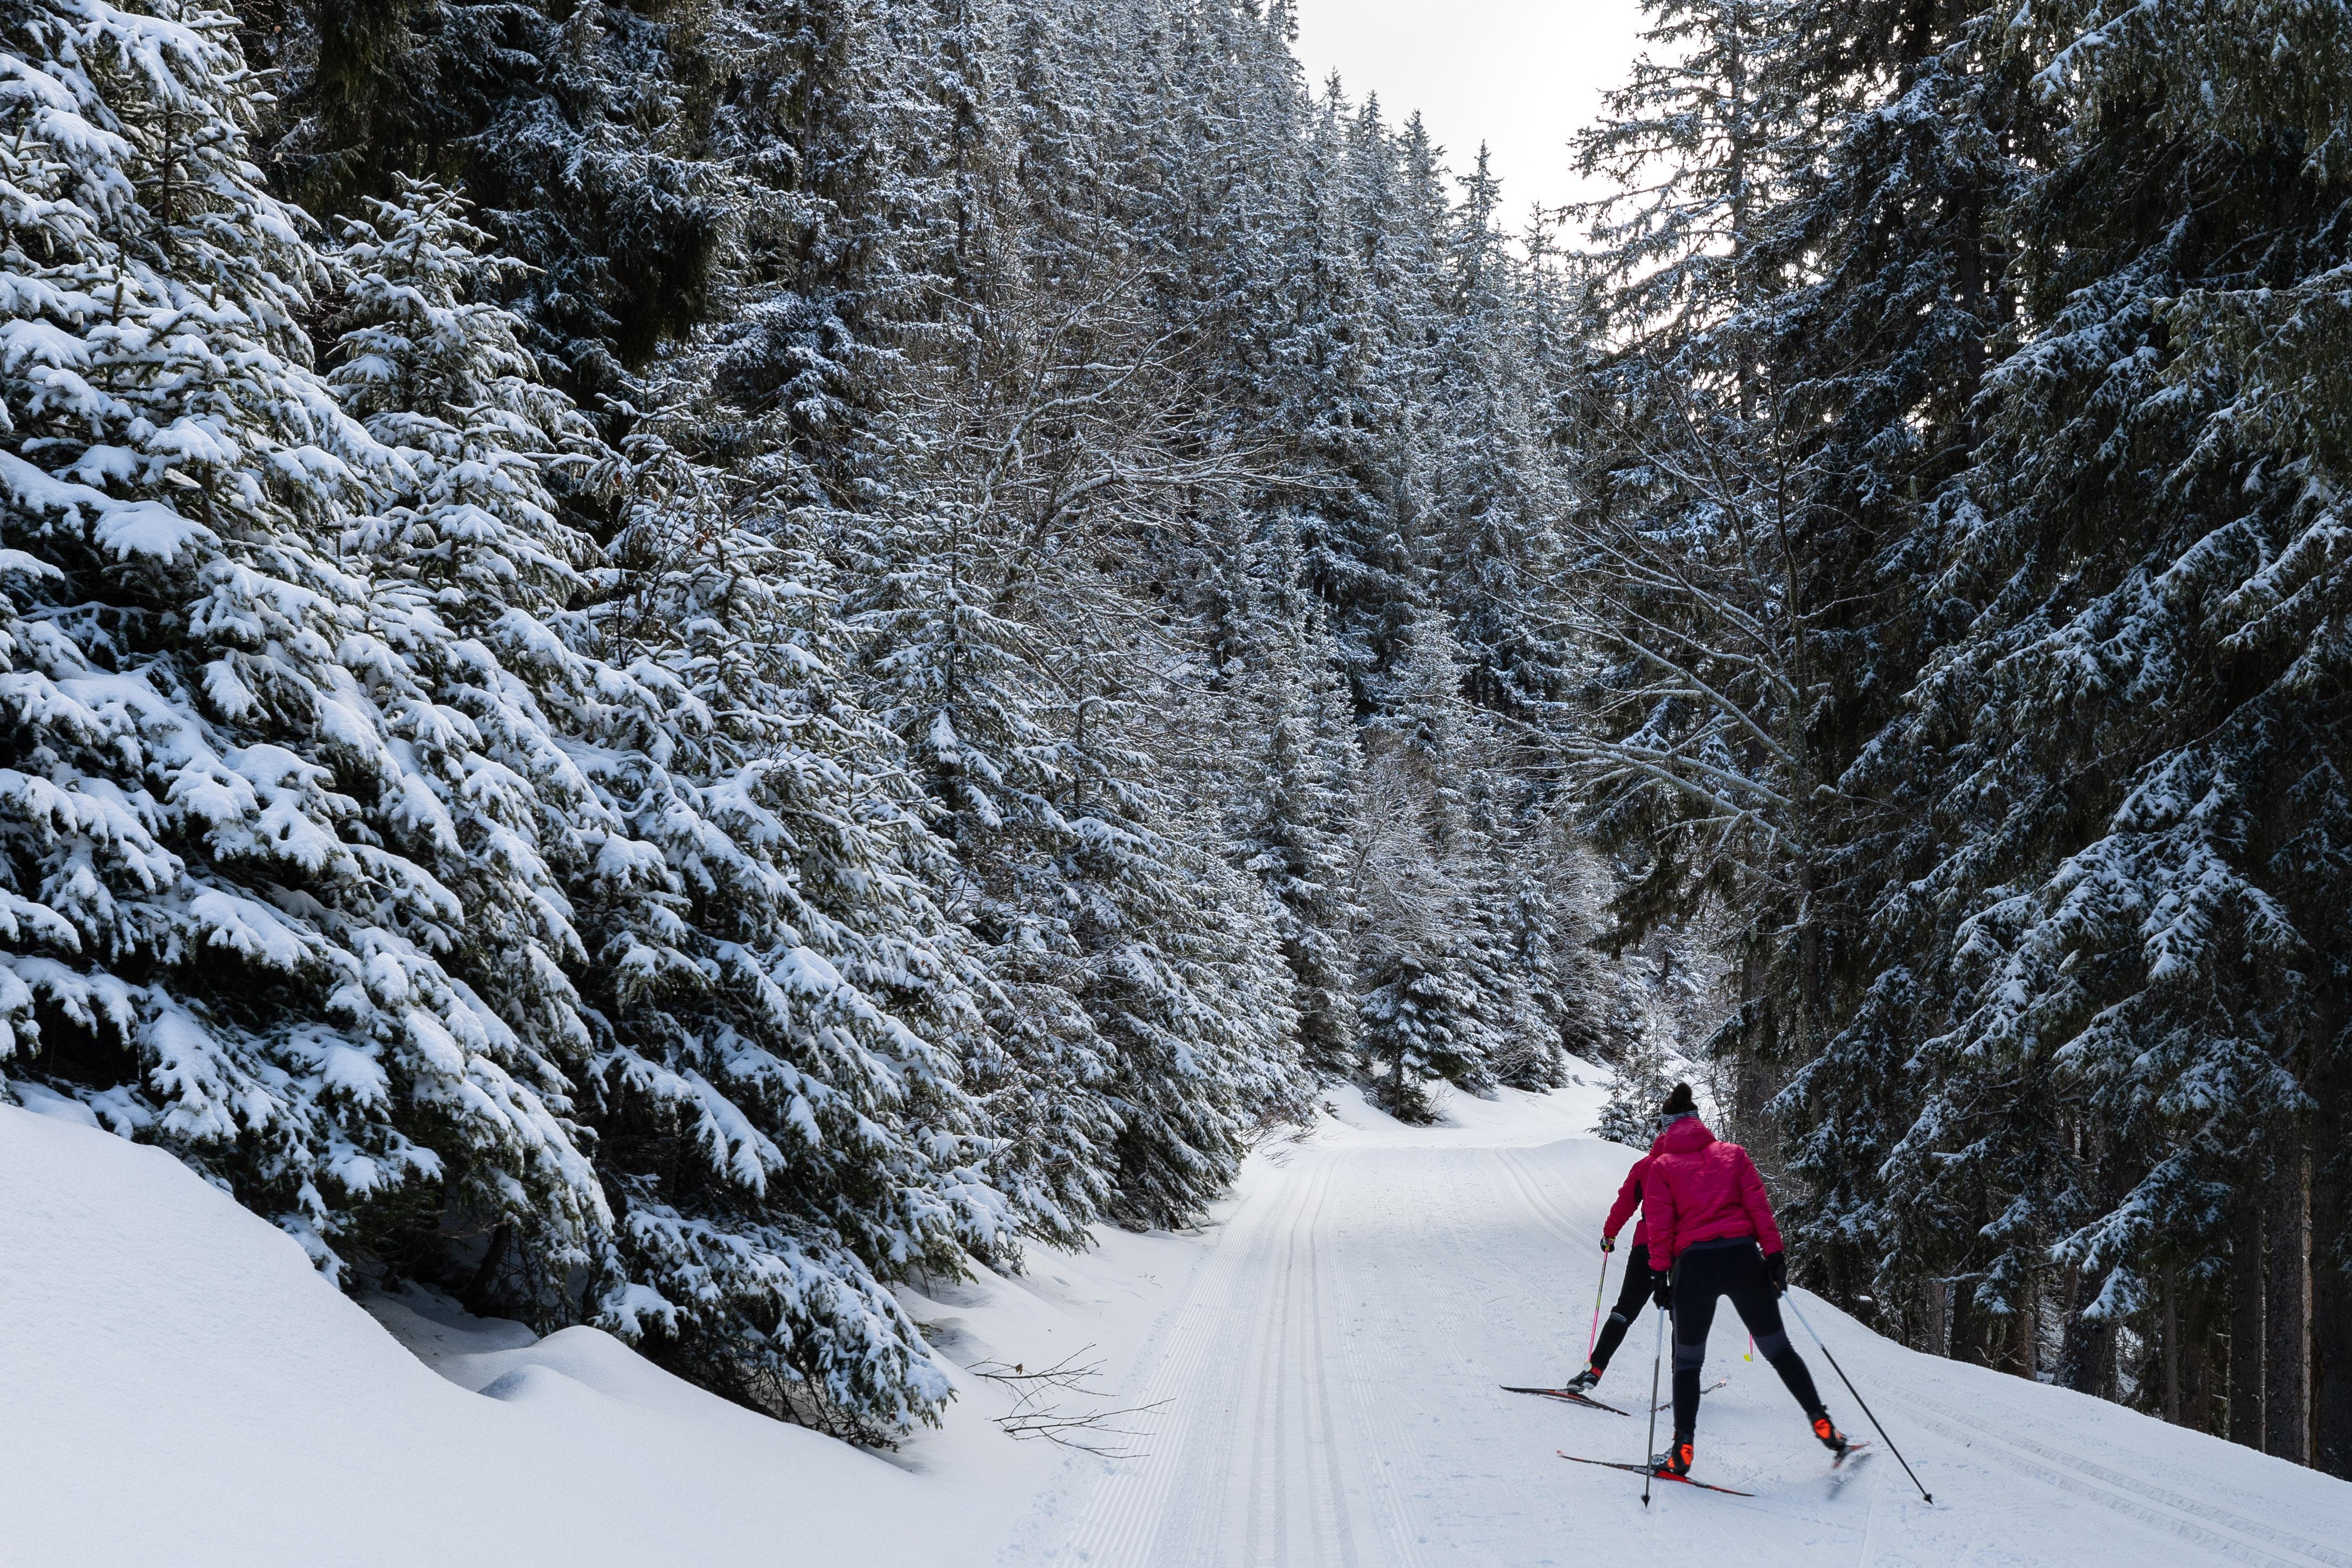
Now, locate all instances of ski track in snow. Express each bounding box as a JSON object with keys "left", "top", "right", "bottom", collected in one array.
[
  {"left": 13, "top": 1088, "right": 2351, "bottom": 1568},
  {"left": 1881, "top": 1387, "right": 2348, "bottom": 1568},
  {"left": 1005, "top": 1096, "right": 2352, "bottom": 1568}
]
